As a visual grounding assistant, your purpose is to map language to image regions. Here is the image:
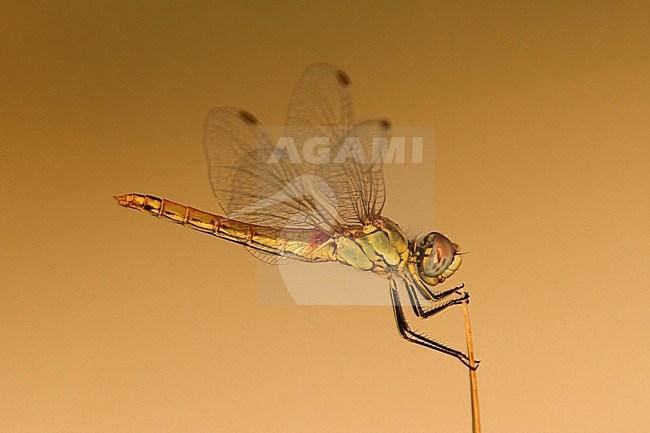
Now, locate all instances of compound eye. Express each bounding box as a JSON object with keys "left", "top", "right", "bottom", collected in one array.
[
  {"left": 433, "top": 234, "right": 454, "bottom": 260},
  {"left": 422, "top": 233, "right": 455, "bottom": 277}
]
